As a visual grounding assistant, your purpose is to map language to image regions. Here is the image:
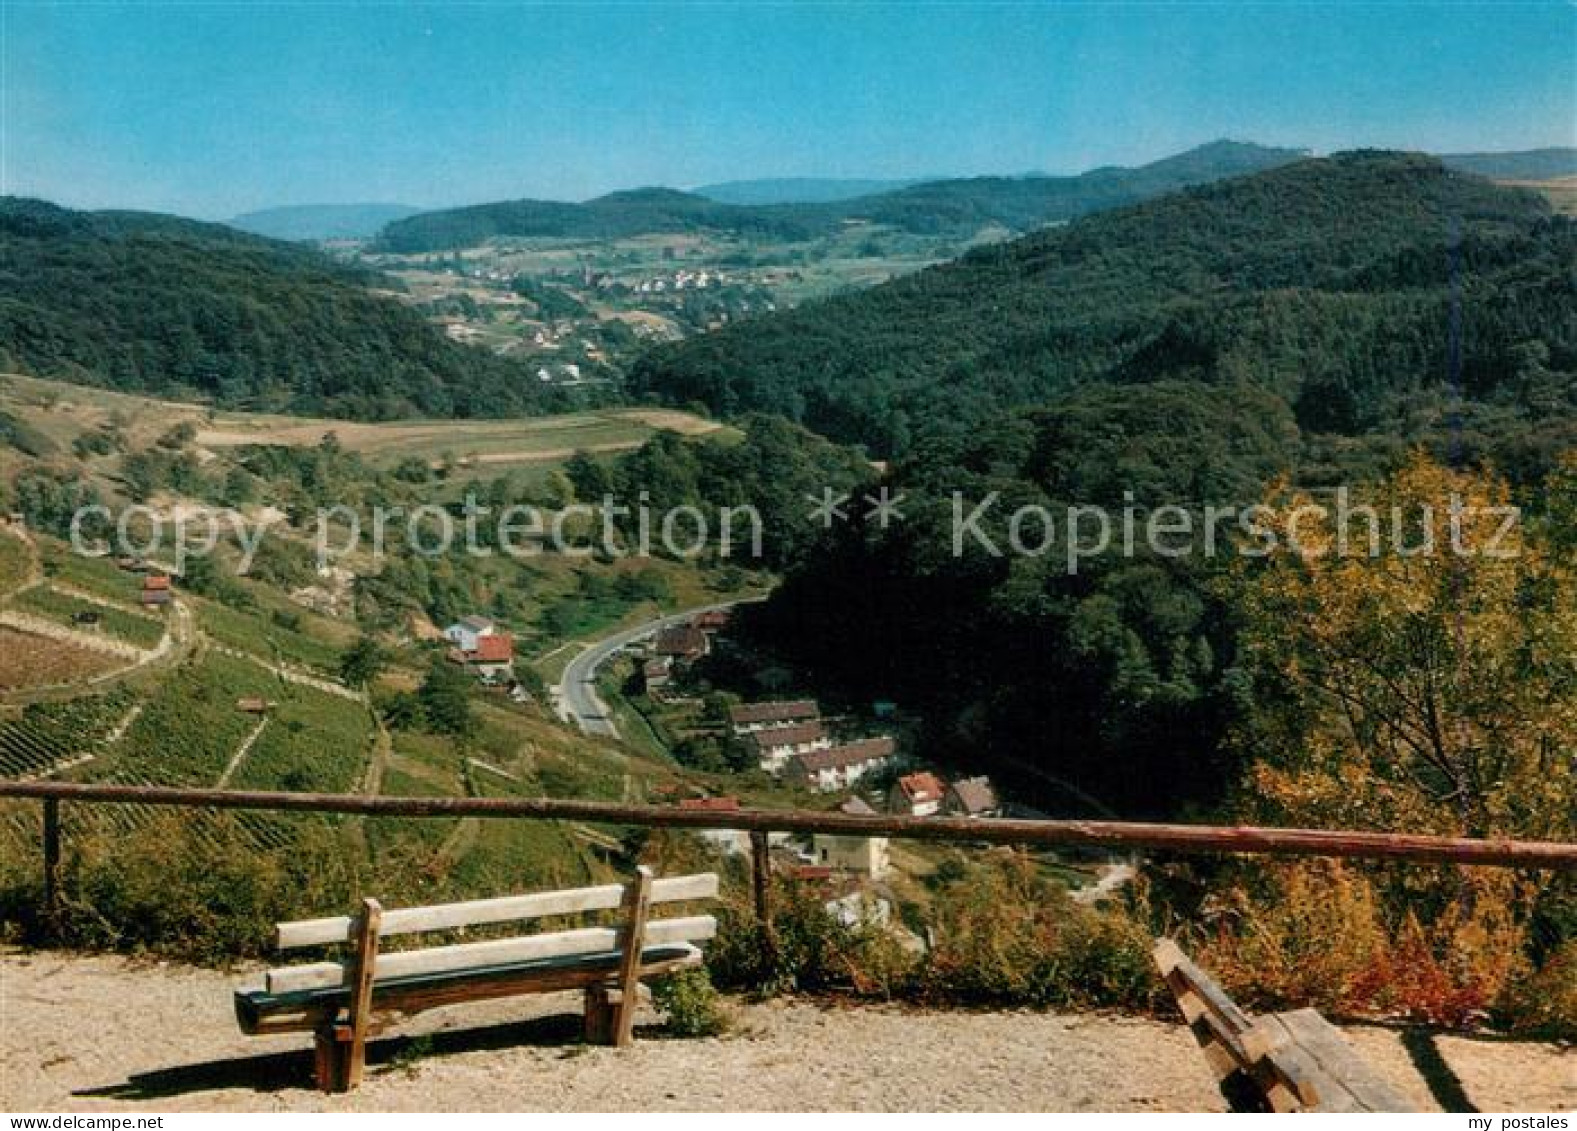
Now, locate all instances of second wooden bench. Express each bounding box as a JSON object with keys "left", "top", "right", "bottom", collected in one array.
[{"left": 1154, "top": 938, "right": 1416, "bottom": 1113}]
